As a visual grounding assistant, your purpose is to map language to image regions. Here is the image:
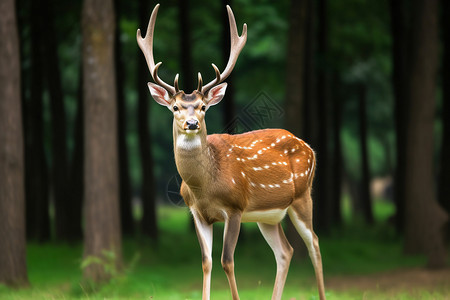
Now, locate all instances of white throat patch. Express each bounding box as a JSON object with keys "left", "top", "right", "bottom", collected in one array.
[{"left": 176, "top": 134, "right": 202, "bottom": 150}]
